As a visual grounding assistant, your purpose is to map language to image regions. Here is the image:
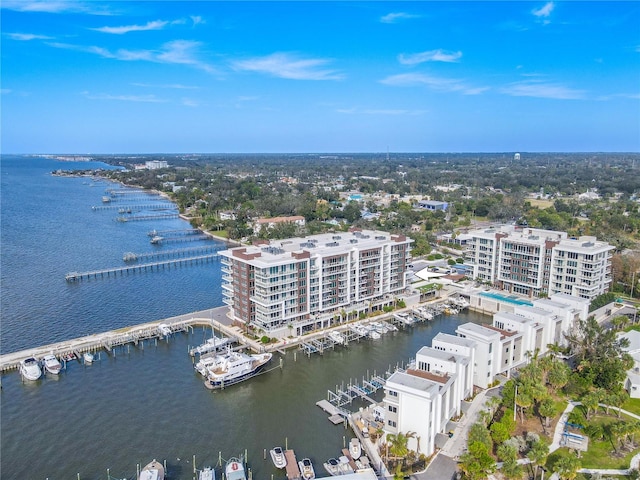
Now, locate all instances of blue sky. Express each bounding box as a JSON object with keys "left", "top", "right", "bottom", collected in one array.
[{"left": 2, "top": 1, "right": 639, "bottom": 153}]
